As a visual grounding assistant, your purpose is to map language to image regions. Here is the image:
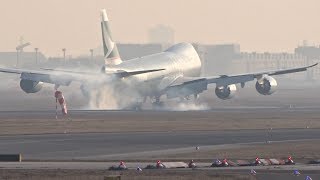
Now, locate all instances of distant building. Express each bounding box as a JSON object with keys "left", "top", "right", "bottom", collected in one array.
[
  {"left": 87, "top": 43, "right": 163, "bottom": 61},
  {"left": 233, "top": 52, "right": 308, "bottom": 80},
  {"left": 294, "top": 45, "right": 320, "bottom": 80},
  {"left": 45, "top": 43, "right": 164, "bottom": 69},
  {"left": 1, "top": 42, "right": 318, "bottom": 80},
  {"left": 197, "top": 43, "right": 319, "bottom": 80},
  {"left": 295, "top": 45, "right": 320, "bottom": 59},
  {"left": 0, "top": 52, "right": 47, "bottom": 68},
  {"left": 194, "top": 44, "right": 240, "bottom": 75},
  {"left": 148, "top": 25, "right": 175, "bottom": 47},
  {"left": 118, "top": 44, "right": 163, "bottom": 60}
]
